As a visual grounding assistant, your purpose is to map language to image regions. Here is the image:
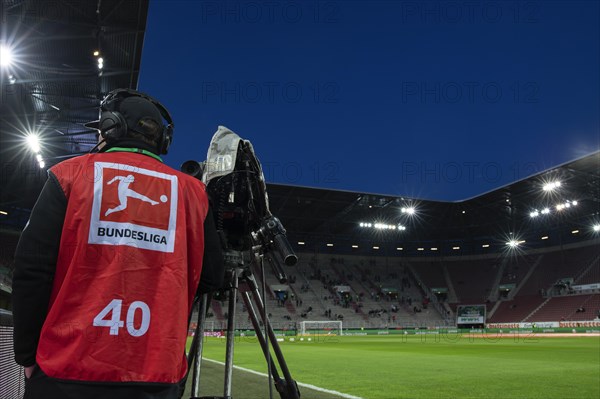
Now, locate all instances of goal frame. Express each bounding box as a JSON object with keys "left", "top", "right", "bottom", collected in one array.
[{"left": 299, "top": 320, "right": 343, "bottom": 336}]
